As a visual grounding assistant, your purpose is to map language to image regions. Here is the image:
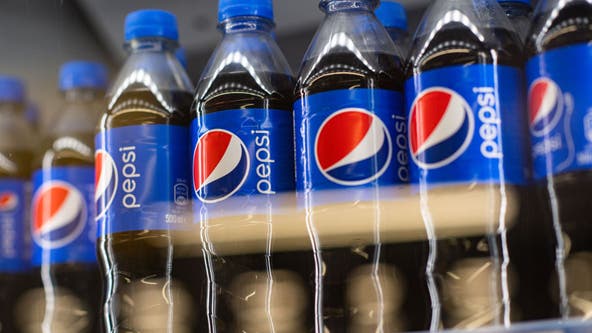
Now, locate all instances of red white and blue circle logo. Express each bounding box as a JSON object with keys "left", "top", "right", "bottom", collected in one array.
[
  {"left": 529, "top": 78, "right": 563, "bottom": 137},
  {"left": 193, "top": 129, "right": 250, "bottom": 203},
  {"left": 95, "top": 150, "right": 118, "bottom": 220},
  {"left": 0, "top": 192, "right": 18, "bottom": 211},
  {"left": 315, "top": 108, "right": 392, "bottom": 186},
  {"left": 32, "top": 181, "right": 86, "bottom": 249},
  {"left": 409, "top": 88, "right": 475, "bottom": 169}
]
